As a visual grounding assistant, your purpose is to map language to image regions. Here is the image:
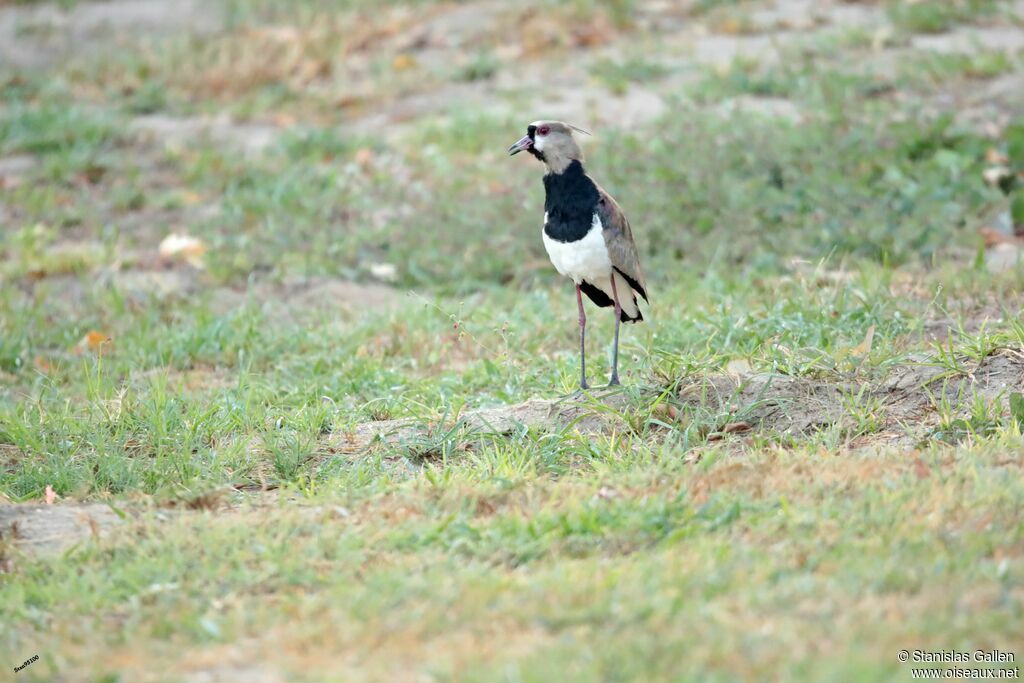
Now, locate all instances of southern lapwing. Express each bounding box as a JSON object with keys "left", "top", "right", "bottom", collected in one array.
[{"left": 509, "top": 121, "right": 648, "bottom": 389}]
